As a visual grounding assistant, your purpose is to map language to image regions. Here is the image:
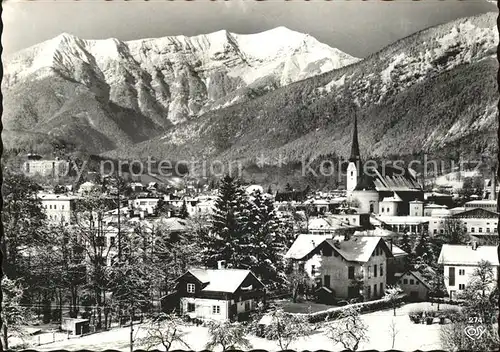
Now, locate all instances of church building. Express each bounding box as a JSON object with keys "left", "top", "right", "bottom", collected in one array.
[{"left": 346, "top": 115, "right": 424, "bottom": 215}]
